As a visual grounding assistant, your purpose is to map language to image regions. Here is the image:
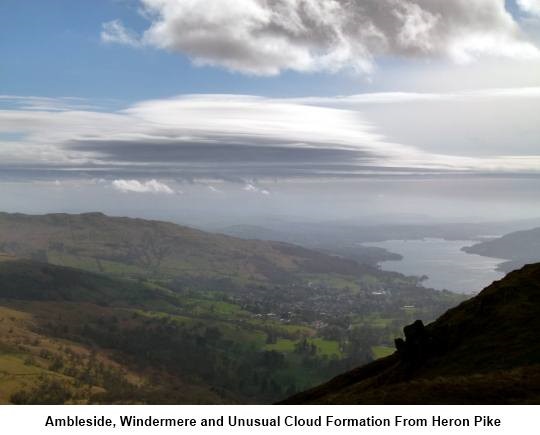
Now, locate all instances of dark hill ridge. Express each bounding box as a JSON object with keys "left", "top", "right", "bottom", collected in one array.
[
  {"left": 0, "top": 257, "right": 229, "bottom": 404},
  {"left": 282, "top": 263, "right": 540, "bottom": 404},
  {"left": 0, "top": 211, "right": 384, "bottom": 286},
  {"left": 0, "top": 257, "right": 166, "bottom": 306}
]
